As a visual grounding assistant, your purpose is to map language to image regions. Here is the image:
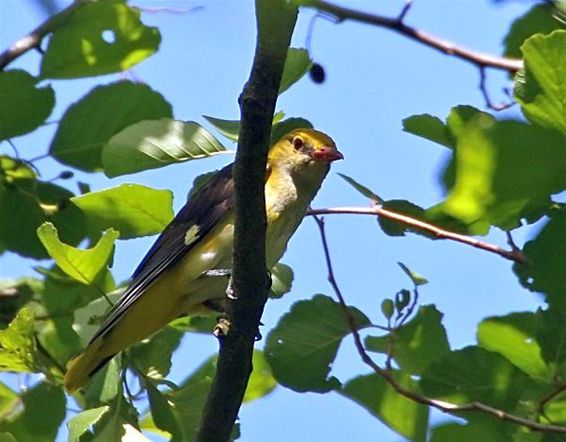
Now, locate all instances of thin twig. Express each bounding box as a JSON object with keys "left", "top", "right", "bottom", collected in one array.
[
  {"left": 307, "top": 206, "right": 527, "bottom": 264},
  {"left": 304, "top": 0, "right": 523, "bottom": 73},
  {"left": 479, "top": 66, "right": 514, "bottom": 111},
  {"left": 0, "top": 0, "right": 94, "bottom": 70},
  {"left": 313, "top": 217, "right": 566, "bottom": 434}
]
